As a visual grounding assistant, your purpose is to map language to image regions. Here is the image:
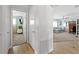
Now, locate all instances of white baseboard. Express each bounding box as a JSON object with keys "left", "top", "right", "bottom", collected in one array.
[
  {"left": 34, "top": 50, "right": 38, "bottom": 54},
  {"left": 48, "top": 48, "right": 53, "bottom": 53}
]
